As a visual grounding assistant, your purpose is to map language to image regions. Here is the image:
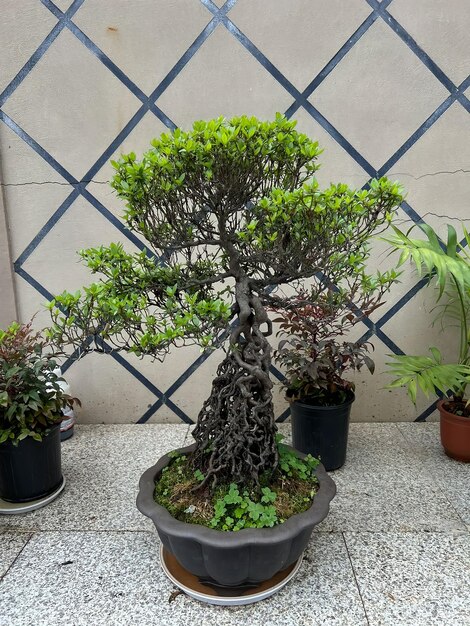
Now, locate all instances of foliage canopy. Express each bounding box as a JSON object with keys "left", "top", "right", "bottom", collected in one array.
[{"left": 47, "top": 115, "right": 404, "bottom": 486}]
